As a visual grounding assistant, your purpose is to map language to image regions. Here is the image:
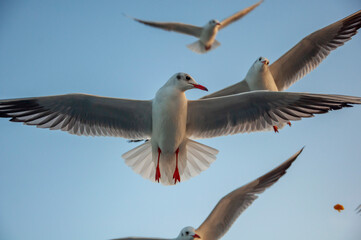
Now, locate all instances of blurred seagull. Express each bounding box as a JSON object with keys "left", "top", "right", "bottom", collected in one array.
[
  {"left": 355, "top": 204, "right": 361, "bottom": 214},
  {"left": 1, "top": 73, "right": 361, "bottom": 185},
  {"left": 112, "top": 148, "right": 303, "bottom": 240},
  {"left": 202, "top": 9, "right": 361, "bottom": 132},
  {"left": 126, "top": 0, "right": 263, "bottom": 54}
]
